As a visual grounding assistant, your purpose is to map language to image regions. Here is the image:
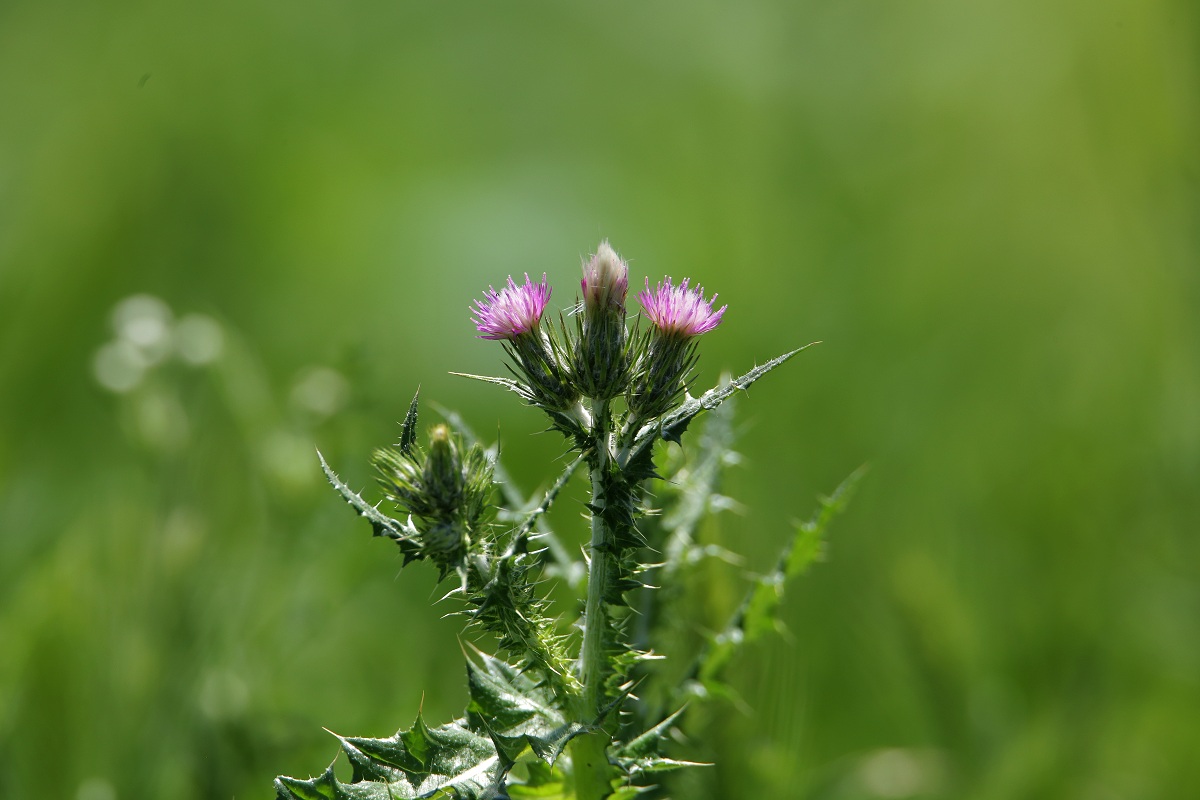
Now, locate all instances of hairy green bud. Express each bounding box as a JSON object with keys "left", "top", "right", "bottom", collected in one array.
[
  {"left": 373, "top": 423, "right": 494, "bottom": 569},
  {"left": 424, "top": 423, "right": 464, "bottom": 513}
]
